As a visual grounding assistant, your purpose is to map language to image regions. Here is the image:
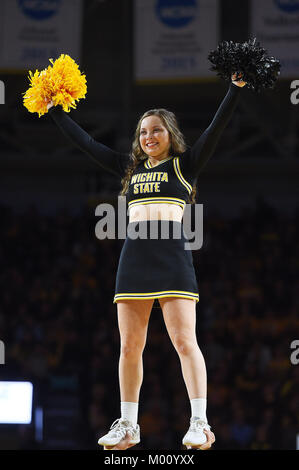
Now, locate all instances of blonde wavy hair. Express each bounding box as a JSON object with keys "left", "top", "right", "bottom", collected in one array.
[{"left": 119, "top": 109, "right": 197, "bottom": 204}]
